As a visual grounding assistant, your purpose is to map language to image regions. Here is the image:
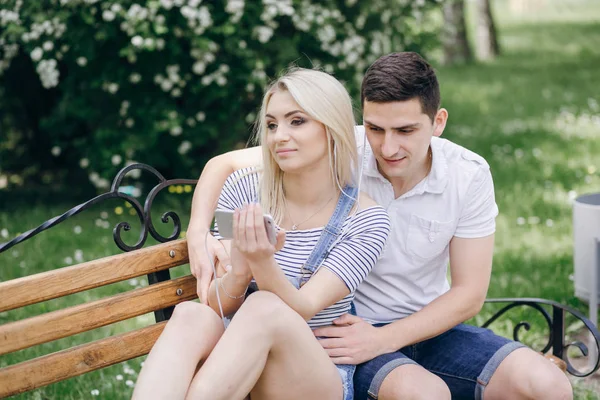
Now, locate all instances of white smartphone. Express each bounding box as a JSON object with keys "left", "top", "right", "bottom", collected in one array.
[{"left": 214, "top": 209, "right": 278, "bottom": 245}]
